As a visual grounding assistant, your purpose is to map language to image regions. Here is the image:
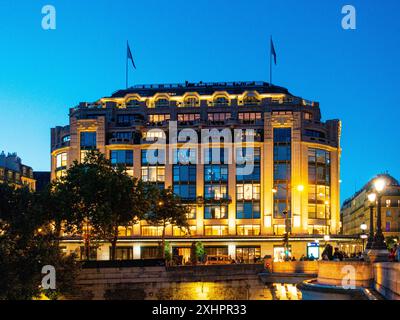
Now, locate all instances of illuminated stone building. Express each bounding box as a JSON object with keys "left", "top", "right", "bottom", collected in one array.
[
  {"left": 341, "top": 174, "right": 400, "bottom": 251},
  {"left": 0, "top": 151, "right": 36, "bottom": 191},
  {"left": 51, "top": 81, "right": 351, "bottom": 261}
]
